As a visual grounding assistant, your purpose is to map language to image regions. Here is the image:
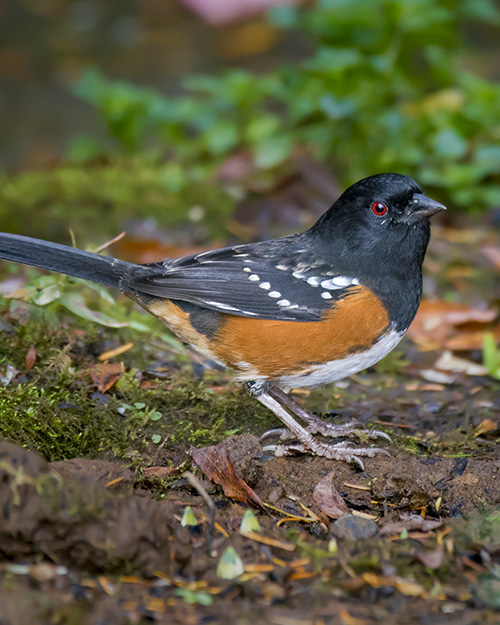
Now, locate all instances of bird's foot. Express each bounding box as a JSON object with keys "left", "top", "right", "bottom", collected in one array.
[
  {"left": 256, "top": 392, "right": 390, "bottom": 468},
  {"left": 260, "top": 418, "right": 391, "bottom": 443},
  {"left": 262, "top": 439, "right": 390, "bottom": 470}
]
